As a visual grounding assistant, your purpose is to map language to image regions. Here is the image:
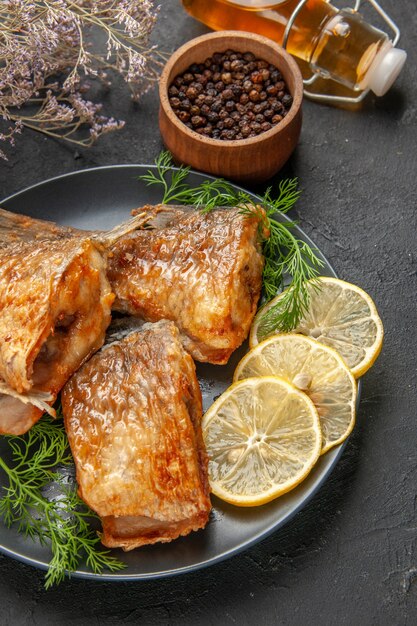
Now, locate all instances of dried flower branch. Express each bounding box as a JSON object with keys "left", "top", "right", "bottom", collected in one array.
[{"left": 0, "top": 0, "right": 162, "bottom": 158}]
